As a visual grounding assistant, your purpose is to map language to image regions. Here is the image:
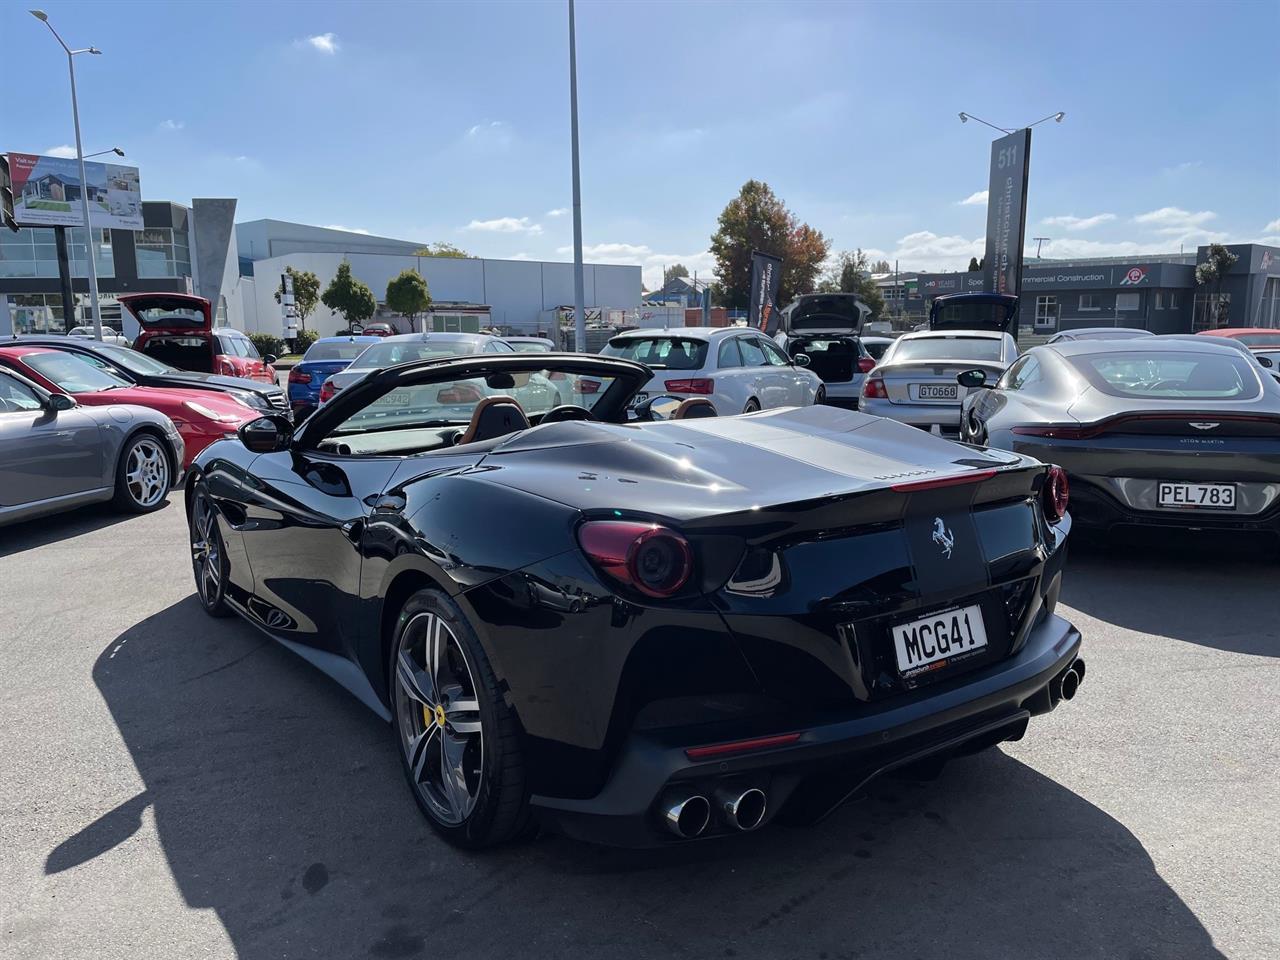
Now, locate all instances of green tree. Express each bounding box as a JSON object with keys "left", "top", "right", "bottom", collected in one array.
[
  {"left": 321, "top": 261, "right": 377, "bottom": 329},
  {"left": 967, "top": 256, "right": 981, "bottom": 272},
  {"left": 1194, "top": 242, "right": 1239, "bottom": 328},
  {"left": 818, "top": 249, "right": 887, "bottom": 317},
  {"left": 413, "top": 242, "right": 472, "bottom": 258},
  {"left": 870, "top": 259, "right": 891, "bottom": 274},
  {"left": 272, "top": 267, "right": 321, "bottom": 333},
  {"left": 663, "top": 263, "right": 690, "bottom": 283},
  {"left": 709, "top": 179, "right": 831, "bottom": 309},
  {"left": 385, "top": 268, "right": 431, "bottom": 332}
]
